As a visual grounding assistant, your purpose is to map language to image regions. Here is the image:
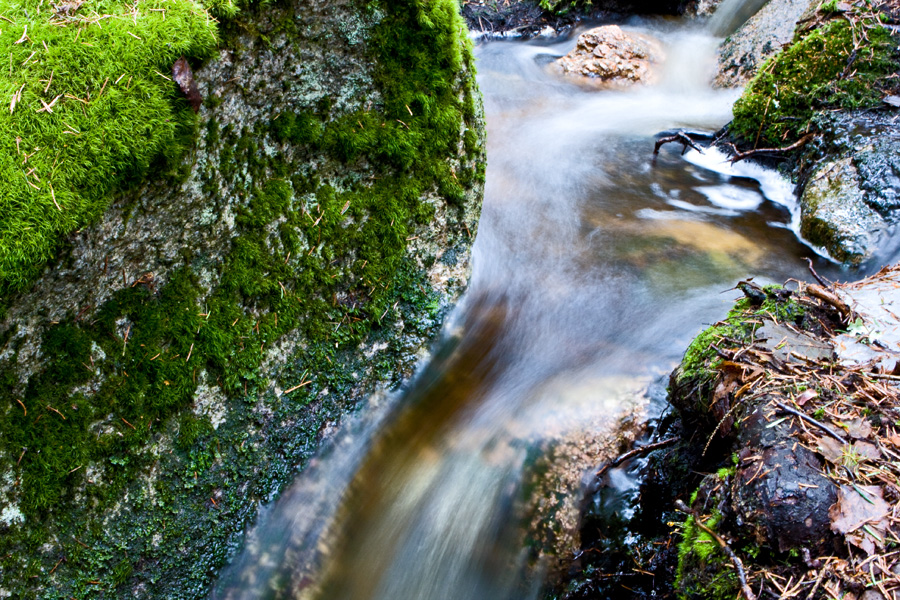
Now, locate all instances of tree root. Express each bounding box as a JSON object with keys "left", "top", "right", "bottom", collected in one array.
[
  {"left": 805, "top": 283, "right": 852, "bottom": 321},
  {"left": 653, "top": 131, "right": 705, "bottom": 156},
  {"left": 595, "top": 437, "right": 678, "bottom": 479}
]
